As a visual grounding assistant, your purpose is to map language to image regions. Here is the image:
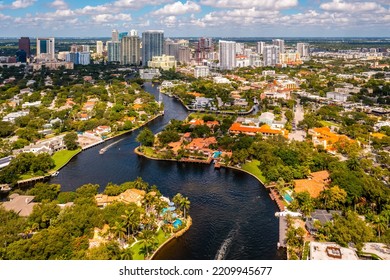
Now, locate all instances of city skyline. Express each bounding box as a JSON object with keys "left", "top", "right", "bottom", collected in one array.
[{"left": 0, "top": 0, "right": 389, "bottom": 37}]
